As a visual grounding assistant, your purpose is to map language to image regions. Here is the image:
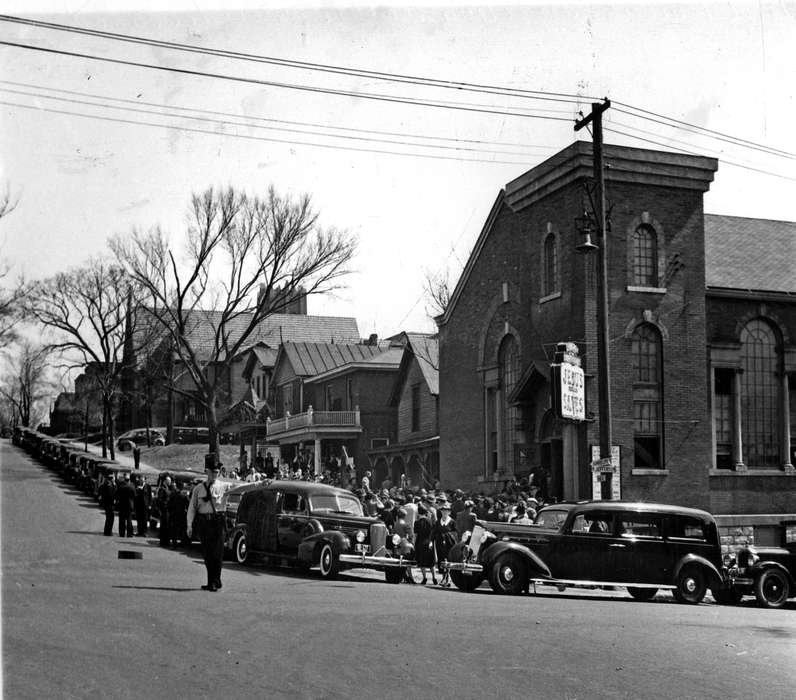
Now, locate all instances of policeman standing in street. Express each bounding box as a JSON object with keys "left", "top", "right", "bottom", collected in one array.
[{"left": 186, "top": 453, "right": 226, "bottom": 592}]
